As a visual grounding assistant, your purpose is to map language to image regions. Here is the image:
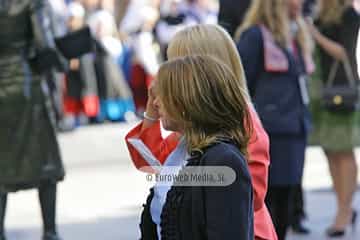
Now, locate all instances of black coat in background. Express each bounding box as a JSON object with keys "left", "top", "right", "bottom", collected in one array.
[
  {"left": 218, "top": 0, "right": 251, "bottom": 37},
  {"left": 0, "top": 0, "right": 65, "bottom": 192}
]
